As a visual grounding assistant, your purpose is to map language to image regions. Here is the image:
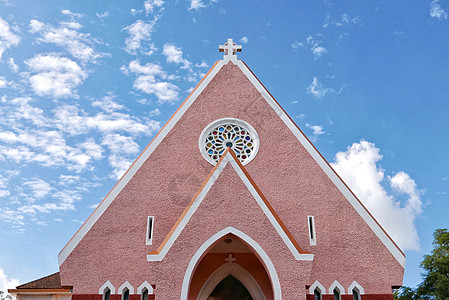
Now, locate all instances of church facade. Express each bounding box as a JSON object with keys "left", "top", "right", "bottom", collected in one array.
[{"left": 10, "top": 39, "right": 404, "bottom": 300}]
